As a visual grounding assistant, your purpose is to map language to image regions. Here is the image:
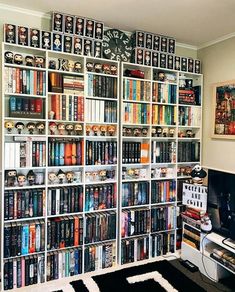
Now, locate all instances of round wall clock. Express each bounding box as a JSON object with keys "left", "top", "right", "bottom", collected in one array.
[{"left": 103, "top": 29, "right": 132, "bottom": 62}]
